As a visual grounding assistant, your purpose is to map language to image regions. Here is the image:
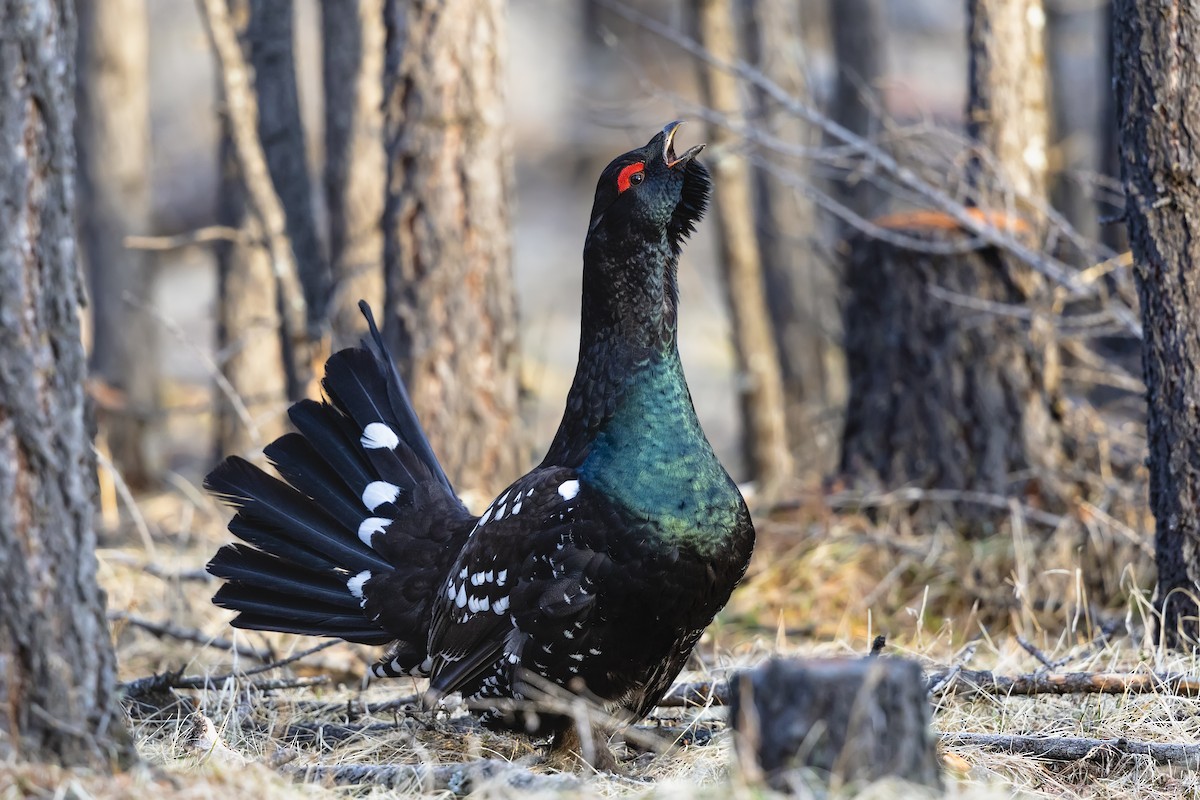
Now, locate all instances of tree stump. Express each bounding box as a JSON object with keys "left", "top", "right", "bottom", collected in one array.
[
  {"left": 839, "top": 216, "right": 1067, "bottom": 524},
  {"left": 730, "top": 657, "right": 942, "bottom": 793}
]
